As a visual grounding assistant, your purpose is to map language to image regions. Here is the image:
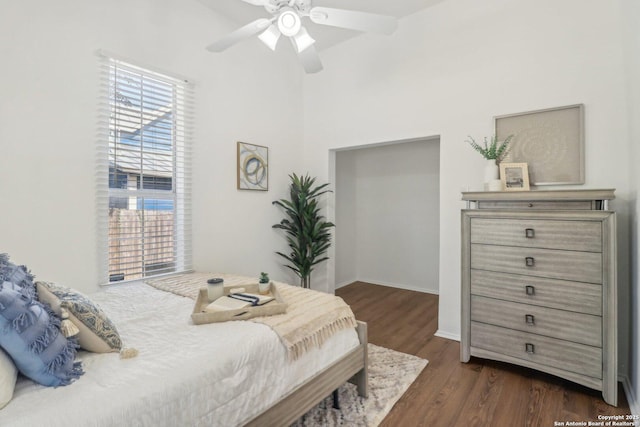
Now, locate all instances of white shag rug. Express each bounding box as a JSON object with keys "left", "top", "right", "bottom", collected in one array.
[{"left": 292, "top": 344, "right": 428, "bottom": 427}]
